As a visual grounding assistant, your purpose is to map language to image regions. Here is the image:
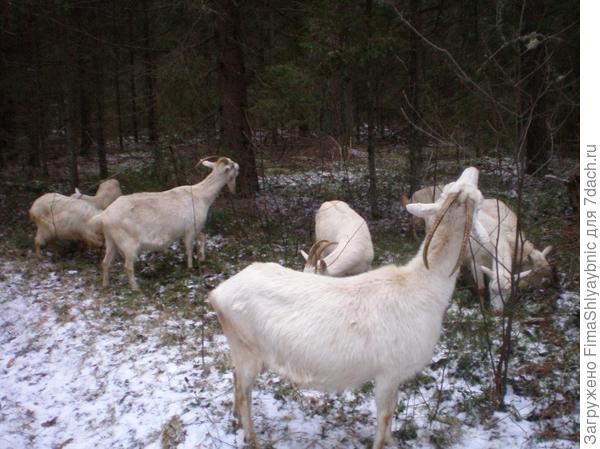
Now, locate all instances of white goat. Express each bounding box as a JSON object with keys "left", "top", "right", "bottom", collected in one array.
[
  {"left": 90, "top": 156, "right": 239, "bottom": 291},
  {"left": 29, "top": 194, "right": 104, "bottom": 260},
  {"left": 71, "top": 178, "right": 122, "bottom": 210},
  {"left": 401, "top": 184, "right": 445, "bottom": 238},
  {"left": 300, "top": 200, "right": 374, "bottom": 276},
  {"left": 466, "top": 198, "right": 552, "bottom": 311},
  {"left": 209, "top": 167, "right": 487, "bottom": 449}
]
